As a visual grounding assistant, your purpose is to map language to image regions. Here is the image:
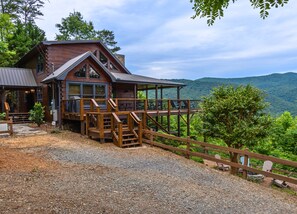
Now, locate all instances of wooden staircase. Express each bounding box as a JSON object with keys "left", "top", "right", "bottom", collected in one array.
[
  {"left": 120, "top": 124, "right": 140, "bottom": 148},
  {"left": 86, "top": 99, "right": 142, "bottom": 148}
]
